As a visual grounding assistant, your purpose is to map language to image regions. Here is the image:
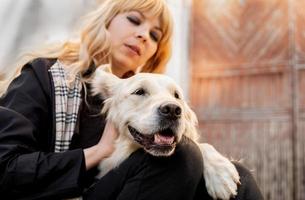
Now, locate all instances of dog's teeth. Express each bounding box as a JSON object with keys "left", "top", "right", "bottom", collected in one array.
[{"left": 154, "top": 133, "right": 174, "bottom": 145}]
